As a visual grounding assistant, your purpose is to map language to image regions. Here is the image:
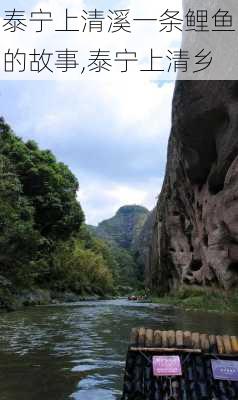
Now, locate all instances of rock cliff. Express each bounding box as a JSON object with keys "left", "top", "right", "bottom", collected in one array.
[
  {"left": 92, "top": 205, "right": 149, "bottom": 250},
  {"left": 134, "top": 208, "right": 156, "bottom": 287},
  {"left": 149, "top": 81, "right": 238, "bottom": 294}
]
